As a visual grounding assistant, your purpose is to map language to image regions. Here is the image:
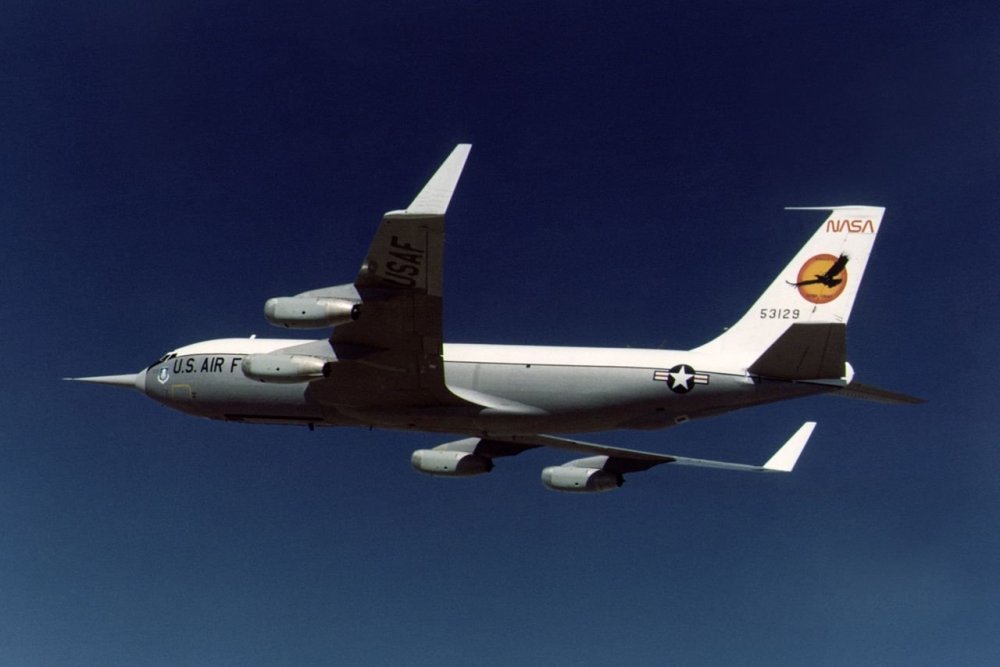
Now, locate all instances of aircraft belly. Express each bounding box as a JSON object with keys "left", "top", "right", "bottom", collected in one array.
[{"left": 501, "top": 365, "right": 654, "bottom": 411}]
